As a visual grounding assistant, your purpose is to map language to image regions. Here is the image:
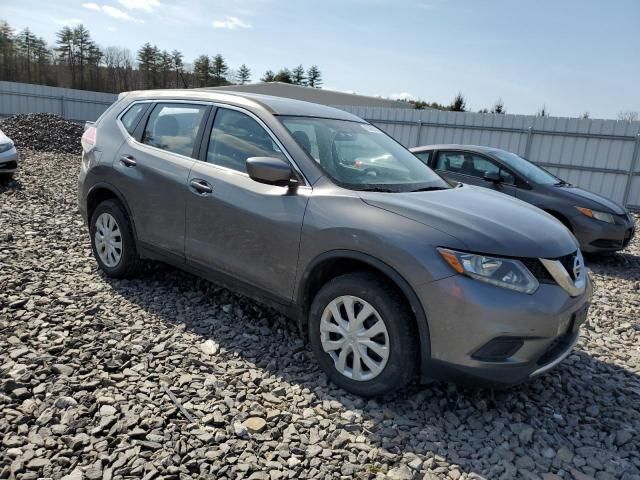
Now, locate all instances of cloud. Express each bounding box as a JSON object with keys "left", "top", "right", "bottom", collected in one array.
[
  {"left": 82, "top": 3, "right": 143, "bottom": 22},
  {"left": 212, "top": 16, "right": 251, "bottom": 30},
  {"left": 117, "top": 0, "right": 160, "bottom": 11},
  {"left": 389, "top": 92, "right": 415, "bottom": 101}
]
